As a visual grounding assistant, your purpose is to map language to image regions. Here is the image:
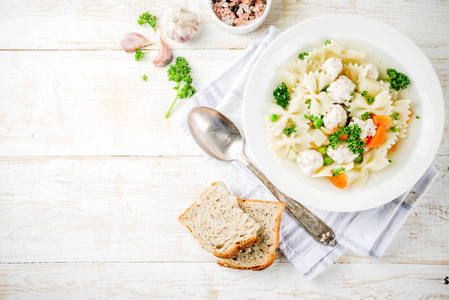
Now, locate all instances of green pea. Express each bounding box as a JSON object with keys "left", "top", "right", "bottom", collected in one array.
[
  {"left": 318, "top": 146, "right": 328, "bottom": 155},
  {"left": 313, "top": 117, "right": 323, "bottom": 128},
  {"left": 324, "top": 156, "right": 333, "bottom": 166},
  {"left": 354, "top": 154, "right": 363, "bottom": 163},
  {"left": 270, "top": 114, "right": 279, "bottom": 122}
]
